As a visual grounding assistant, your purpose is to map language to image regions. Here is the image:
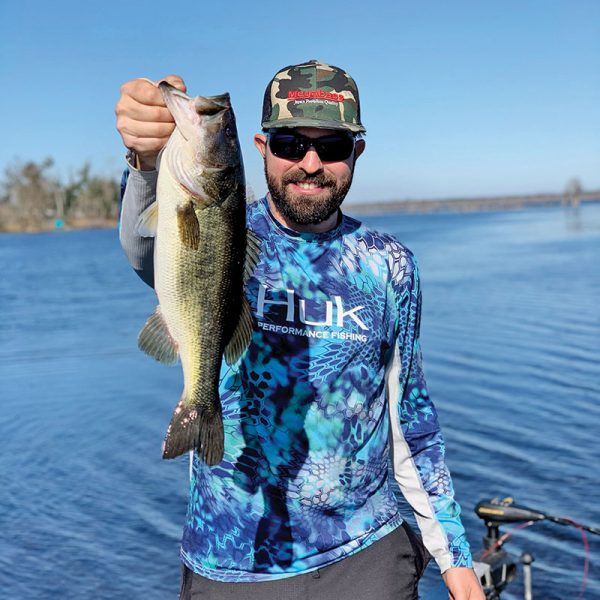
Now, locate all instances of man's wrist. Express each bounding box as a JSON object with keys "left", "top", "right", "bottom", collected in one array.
[
  {"left": 126, "top": 150, "right": 157, "bottom": 172},
  {"left": 442, "top": 567, "right": 485, "bottom": 599}
]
